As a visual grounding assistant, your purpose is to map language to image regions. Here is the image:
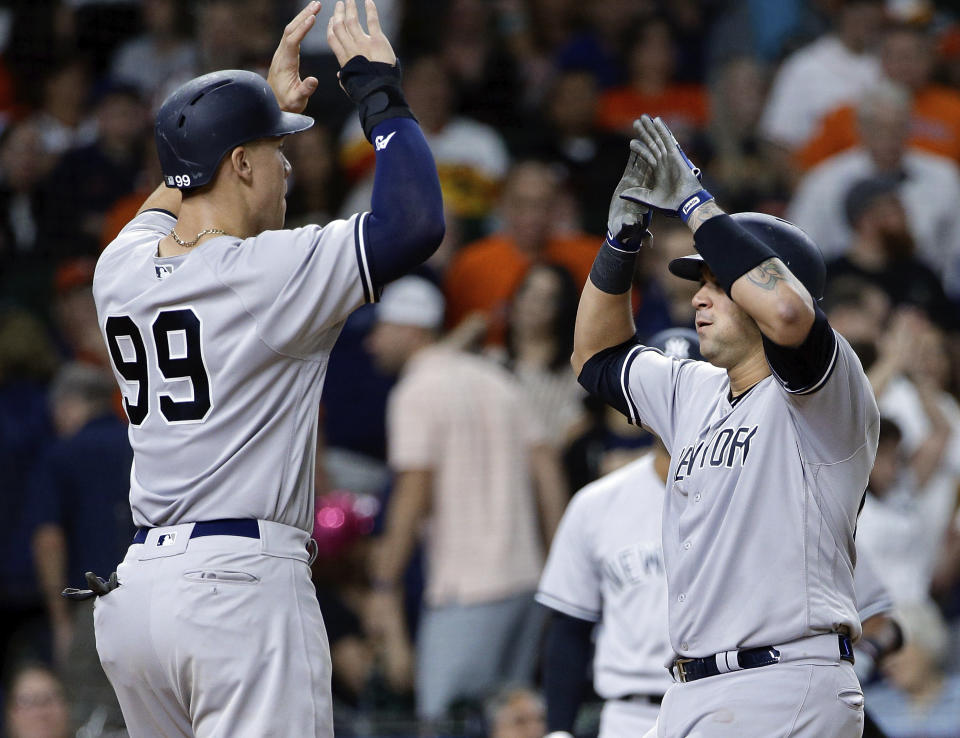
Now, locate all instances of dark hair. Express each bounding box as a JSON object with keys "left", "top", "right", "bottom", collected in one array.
[
  {"left": 505, "top": 262, "right": 580, "bottom": 371},
  {"left": 877, "top": 416, "right": 902, "bottom": 446}
]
